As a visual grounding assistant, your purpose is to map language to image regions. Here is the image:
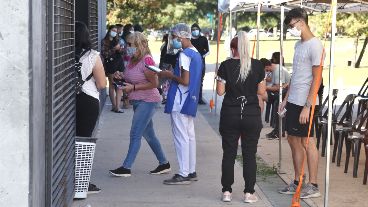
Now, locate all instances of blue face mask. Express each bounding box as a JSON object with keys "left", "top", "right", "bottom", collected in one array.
[
  {"left": 126, "top": 47, "right": 137, "bottom": 56},
  {"left": 192, "top": 30, "right": 200, "bottom": 37},
  {"left": 110, "top": 31, "right": 117, "bottom": 38},
  {"left": 172, "top": 38, "right": 182, "bottom": 49}
]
